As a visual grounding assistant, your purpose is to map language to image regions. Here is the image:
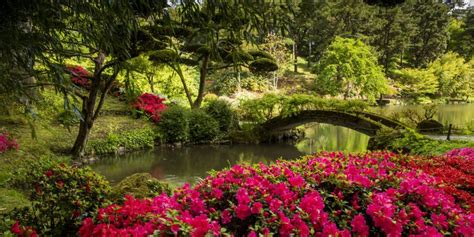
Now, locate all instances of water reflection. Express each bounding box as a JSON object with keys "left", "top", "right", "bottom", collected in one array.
[
  {"left": 92, "top": 144, "right": 303, "bottom": 185},
  {"left": 372, "top": 103, "right": 474, "bottom": 127},
  {"left": 296, "top": 123, "right": 370, "bottom": 154}
]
